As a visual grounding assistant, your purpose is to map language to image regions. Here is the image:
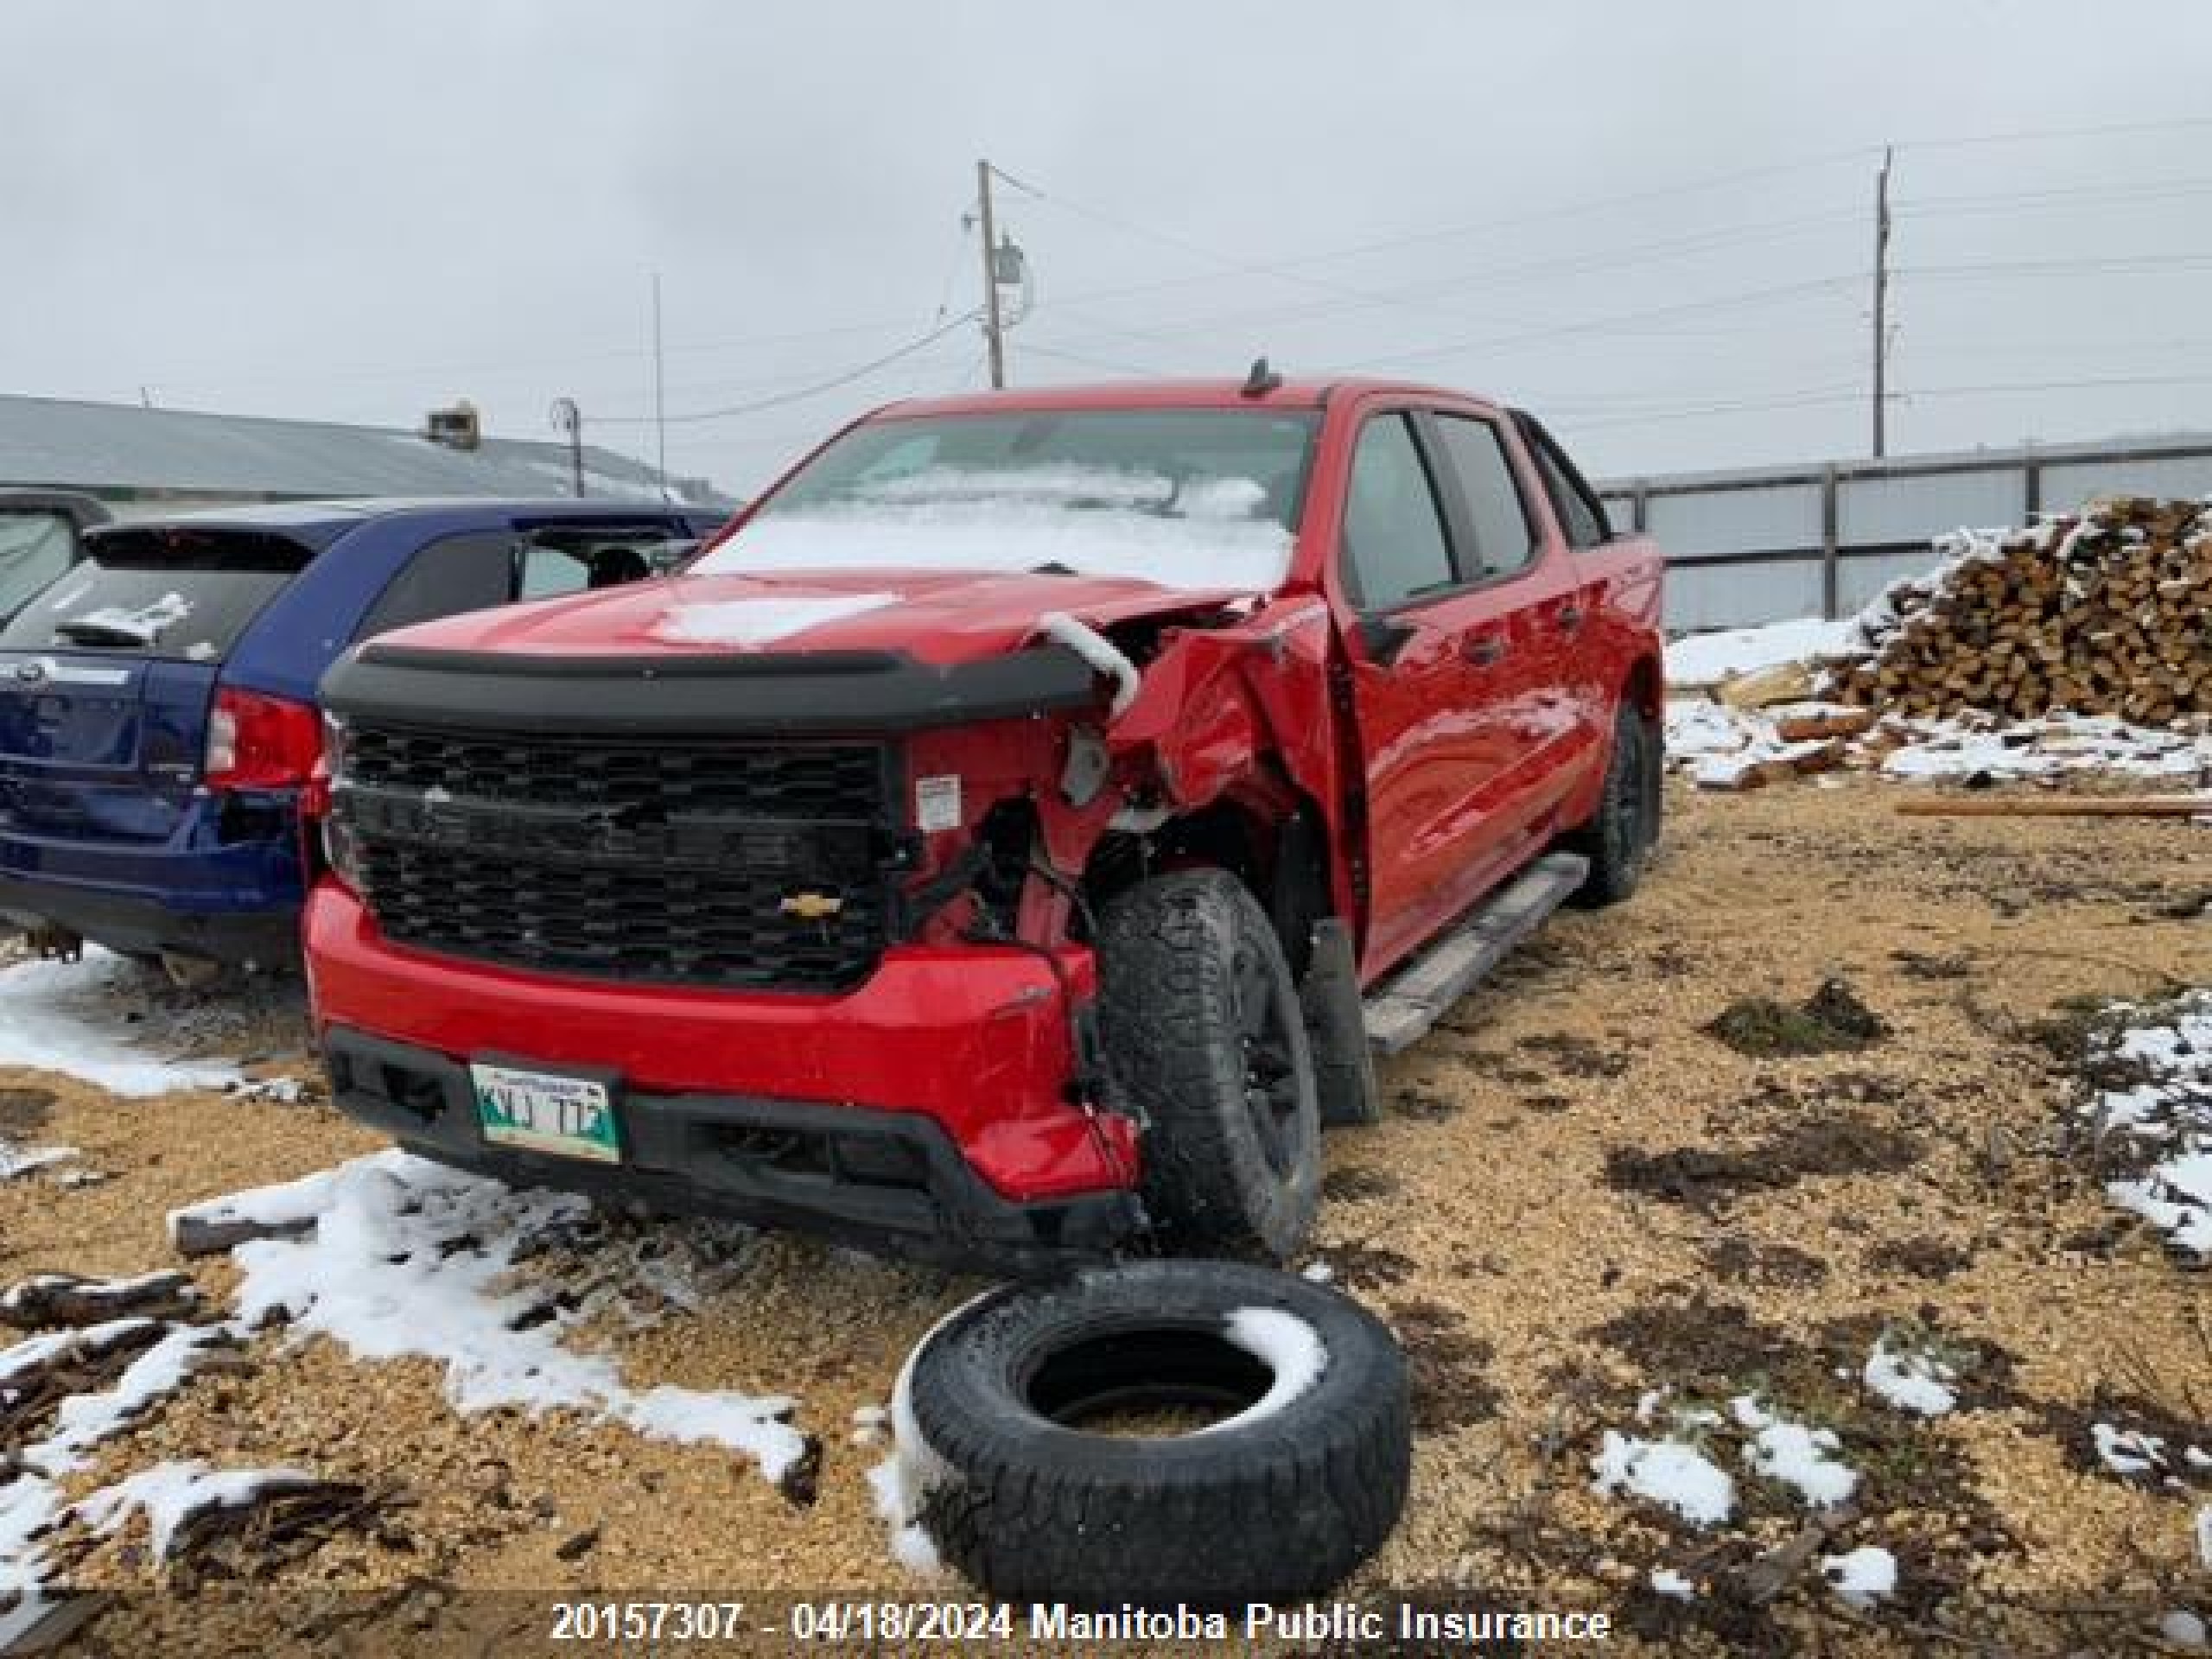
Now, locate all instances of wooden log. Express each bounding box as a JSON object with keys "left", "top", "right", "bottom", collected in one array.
[
  {"left": 1896, "top": 795, "right": 2212, "bottom": 818},
  {"left": 0, "top": 1272, "right": 199, "bottom": 1330}
]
